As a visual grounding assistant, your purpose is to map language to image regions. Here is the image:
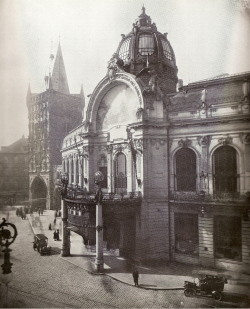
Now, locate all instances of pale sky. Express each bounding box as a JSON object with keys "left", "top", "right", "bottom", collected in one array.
[{"left": 0, "top": 0, "right": 250, "bottom": 147}]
